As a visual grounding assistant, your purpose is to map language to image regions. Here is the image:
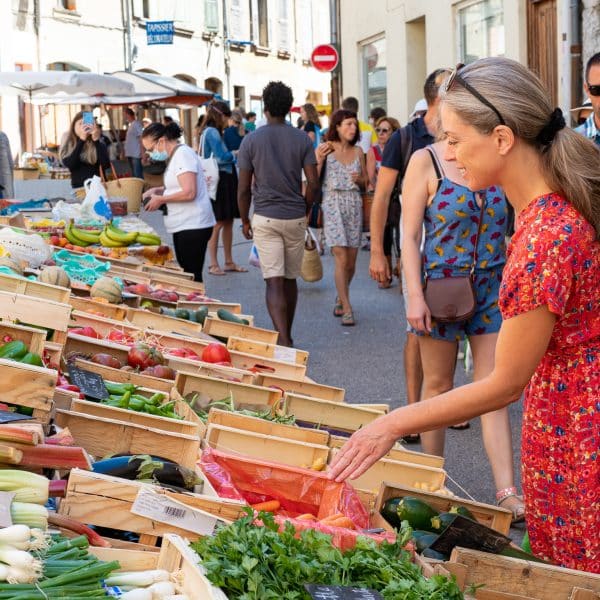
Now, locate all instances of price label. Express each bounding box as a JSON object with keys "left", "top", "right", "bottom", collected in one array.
[
  {"left": 305, "top": 585, "right": 383, "bottom": 599},
  {"left": 67, "top": 365, "right": 109, "bottom": 400},
  {"left": 131, "top": 487, "right": 219, "bottom": 535},
  {"left": 273, "top": 346, "right": 297, "bottom": 363}
]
